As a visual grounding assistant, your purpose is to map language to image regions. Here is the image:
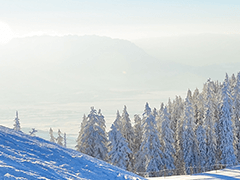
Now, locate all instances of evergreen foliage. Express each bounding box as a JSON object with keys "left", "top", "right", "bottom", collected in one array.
[
  {"left": 135, "top": 103, "right": 164, "bottom": 177},
  {"left": 203, "top": 82, "right": 217, "bottom": 171},
  {"left": 182, "top": 91, "right": 199, "bottom": 174},
  {"left": 108, "top": 118, "right": 132, "bottom": 170},
  {"left": 13, "top": 111, "right": 21, "bottom": 131},
  {"left": 64, "top": 133, "right": 67, "bottom": 148},
  {"left": 73, "top": 72, "right": 240, "bottom": 177},
  {"left": 49, "top": 128, "right": 55, "bottom": 143},
  {"left": 56, "top": 129, "right": 64, "bottom": 146},
  {"left": 218, "top": 75, "right": 237, "bottom": 166},
  {"left": 120, "top": 105, "right": 134, "bottom": 171},
  {"left": 76, "top": 114, "right": 87, "bottom": 152},
  {"left": 76, "top": 107, "right": 108, "bottom": 161},
  {"left": 161, "top": 107, "right": 176, "bottom": 175}
]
